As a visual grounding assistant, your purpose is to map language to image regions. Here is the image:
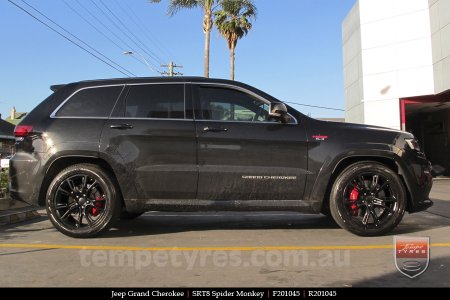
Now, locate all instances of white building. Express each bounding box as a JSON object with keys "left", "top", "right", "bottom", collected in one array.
[{"left": 343, "top": 0, "right": 450, "bottom": 173}]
